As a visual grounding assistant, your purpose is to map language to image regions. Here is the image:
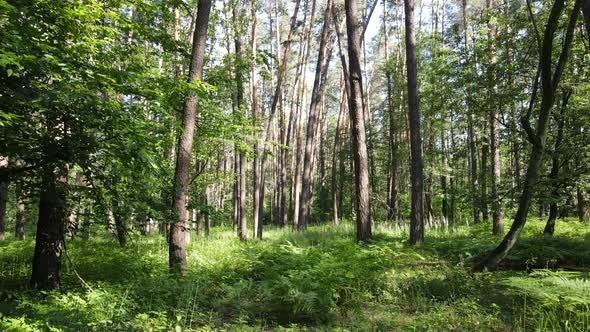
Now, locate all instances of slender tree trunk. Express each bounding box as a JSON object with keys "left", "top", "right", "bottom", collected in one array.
[
  {"left": 487, "top": 0, "right": 503, "bottom": 235},
  {"left": 582, "top": 0, "right": 590, "bottom": 45},
  {"left": 170, "top": 0, "right": 212, "bottom": 274},
  {"left": 544, "top": 91, "right": 569, "bottom": 235},
  {"left": 0, "top": 175, "right": 7, "bottom": 241},
  {"left": 259, "top": 0, "right": 302, "bottom": 227},
  {"left": 578, "top": 186, "right": 589, "bottom": 223},
  {"left": 82, "top": 206, "right": 90, "bottom": 240},
  {"left": 345, "top": 0, "right": 372, "bottom": 241},
  {"left": 15, "top": 184, "right": 26, "bottom": 240},
  {"left": 474, "top": 0, "right": 580, "bottom": 271},
  {"left": 404, "top": 0, "right": 424, "bottom": 245},
  {"left": 112, "top": 199, "right": 127, "bottom": 247},
  {"left": 462, "top": 0, "right": 480, "bottom": 225},
  {"left": 233, "top": 3, "right": 248, "bottom": 241},
  {"left": 251, "top": 0, "right": 261, "bottom": 239},
  {"left": 331, "top": 83, "right": 346, "bottom": 226},
  {"left": 298, "top": 0, "right": 334, "bottom": 229},
  {"left": 481, "top": 141, "right": 489, "bottom": 223}
]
